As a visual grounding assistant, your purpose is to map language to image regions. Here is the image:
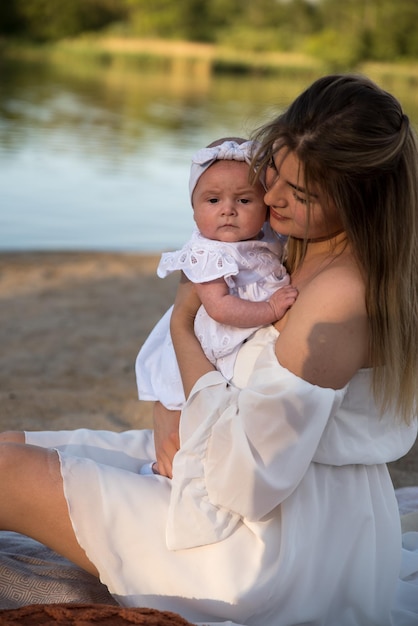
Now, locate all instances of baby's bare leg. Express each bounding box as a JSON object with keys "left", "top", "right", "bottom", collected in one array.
[{"left": 0, "top": 441, "right": 98, "bottom": 576}]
